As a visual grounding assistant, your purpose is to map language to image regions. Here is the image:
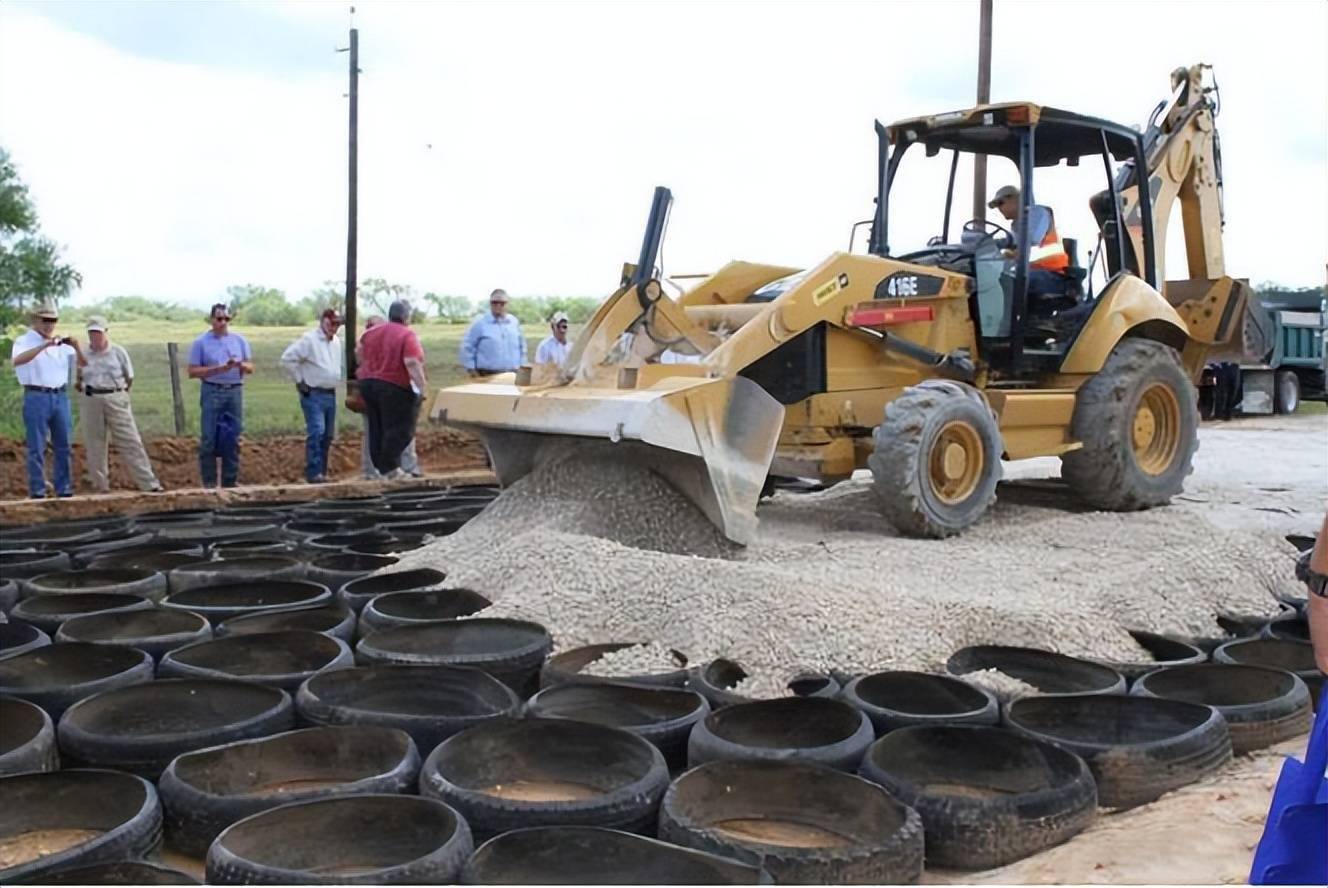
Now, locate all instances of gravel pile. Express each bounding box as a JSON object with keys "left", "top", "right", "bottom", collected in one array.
[
  {"left": 578, "top": 642, "right": 682, "bottom": 677},
  {"left": 959, "top": 668, "right": 1040, "bottom": 701},
  {"left": 392, "top": 446, "right": 1295, "bottom": 684},
  {"left": 729, "top": 672, "right": 798, "bottom": 699}
]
